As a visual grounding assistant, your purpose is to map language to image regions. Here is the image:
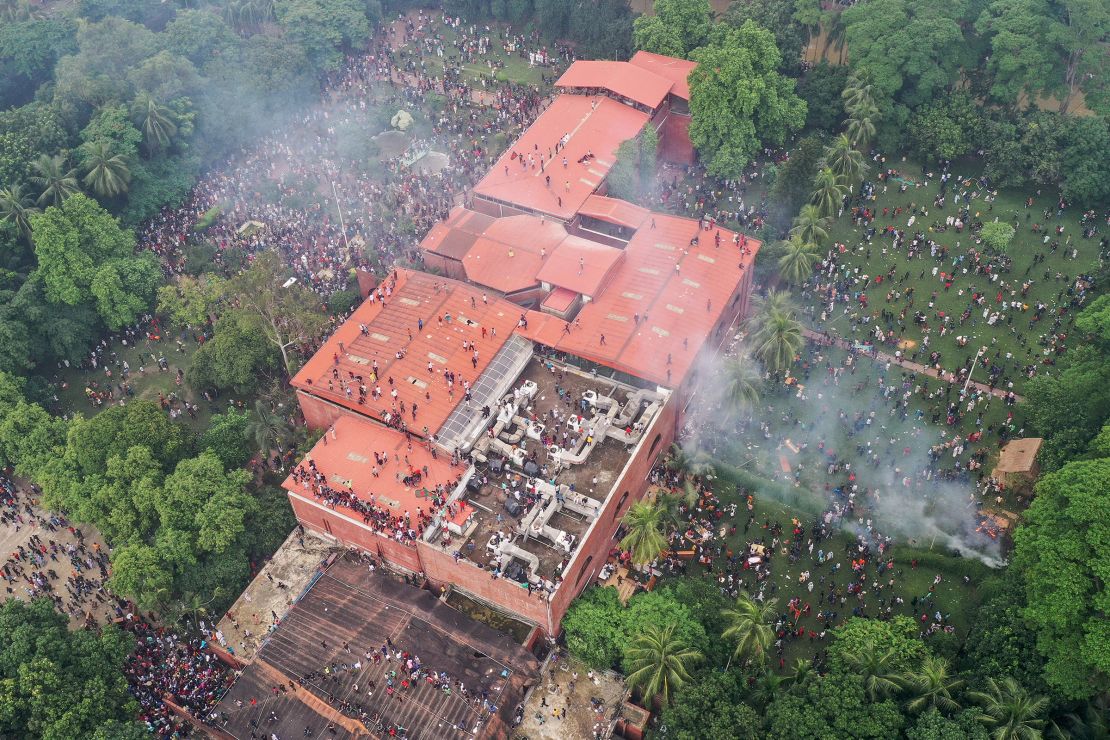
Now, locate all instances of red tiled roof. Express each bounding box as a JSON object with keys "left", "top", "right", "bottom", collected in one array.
[
  {"left": 463, "top": 236, "right": 546, "bottom": 294},
  {"left": 579, "top": 195, "right": 651, "bottom": 230},
  {"left": 420, "top": 207, "right": 496, "bottom": 259},
  {"left": 282, "top": 415, "right": 470, "bottom": 526},
  {"left": 471, "top": 95, "right": 650, "bottom": 221},
  {"left": 542, "top": 286, "right": 578, "bottom": 313},
  {"left": 629, "top": 51, "right": 697, "bottom": 100},
  {"left": 555, "top": 60, "right": 674, "bottom": 109},
  {"left": 291, "top": 270, "right": 523, "bottom": 436},
  {"left": 517, "top": 214, "right": 760, "bottom": 386},
  {"left": 535, "top": 237, "right": 623, "bottom": 297}
]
